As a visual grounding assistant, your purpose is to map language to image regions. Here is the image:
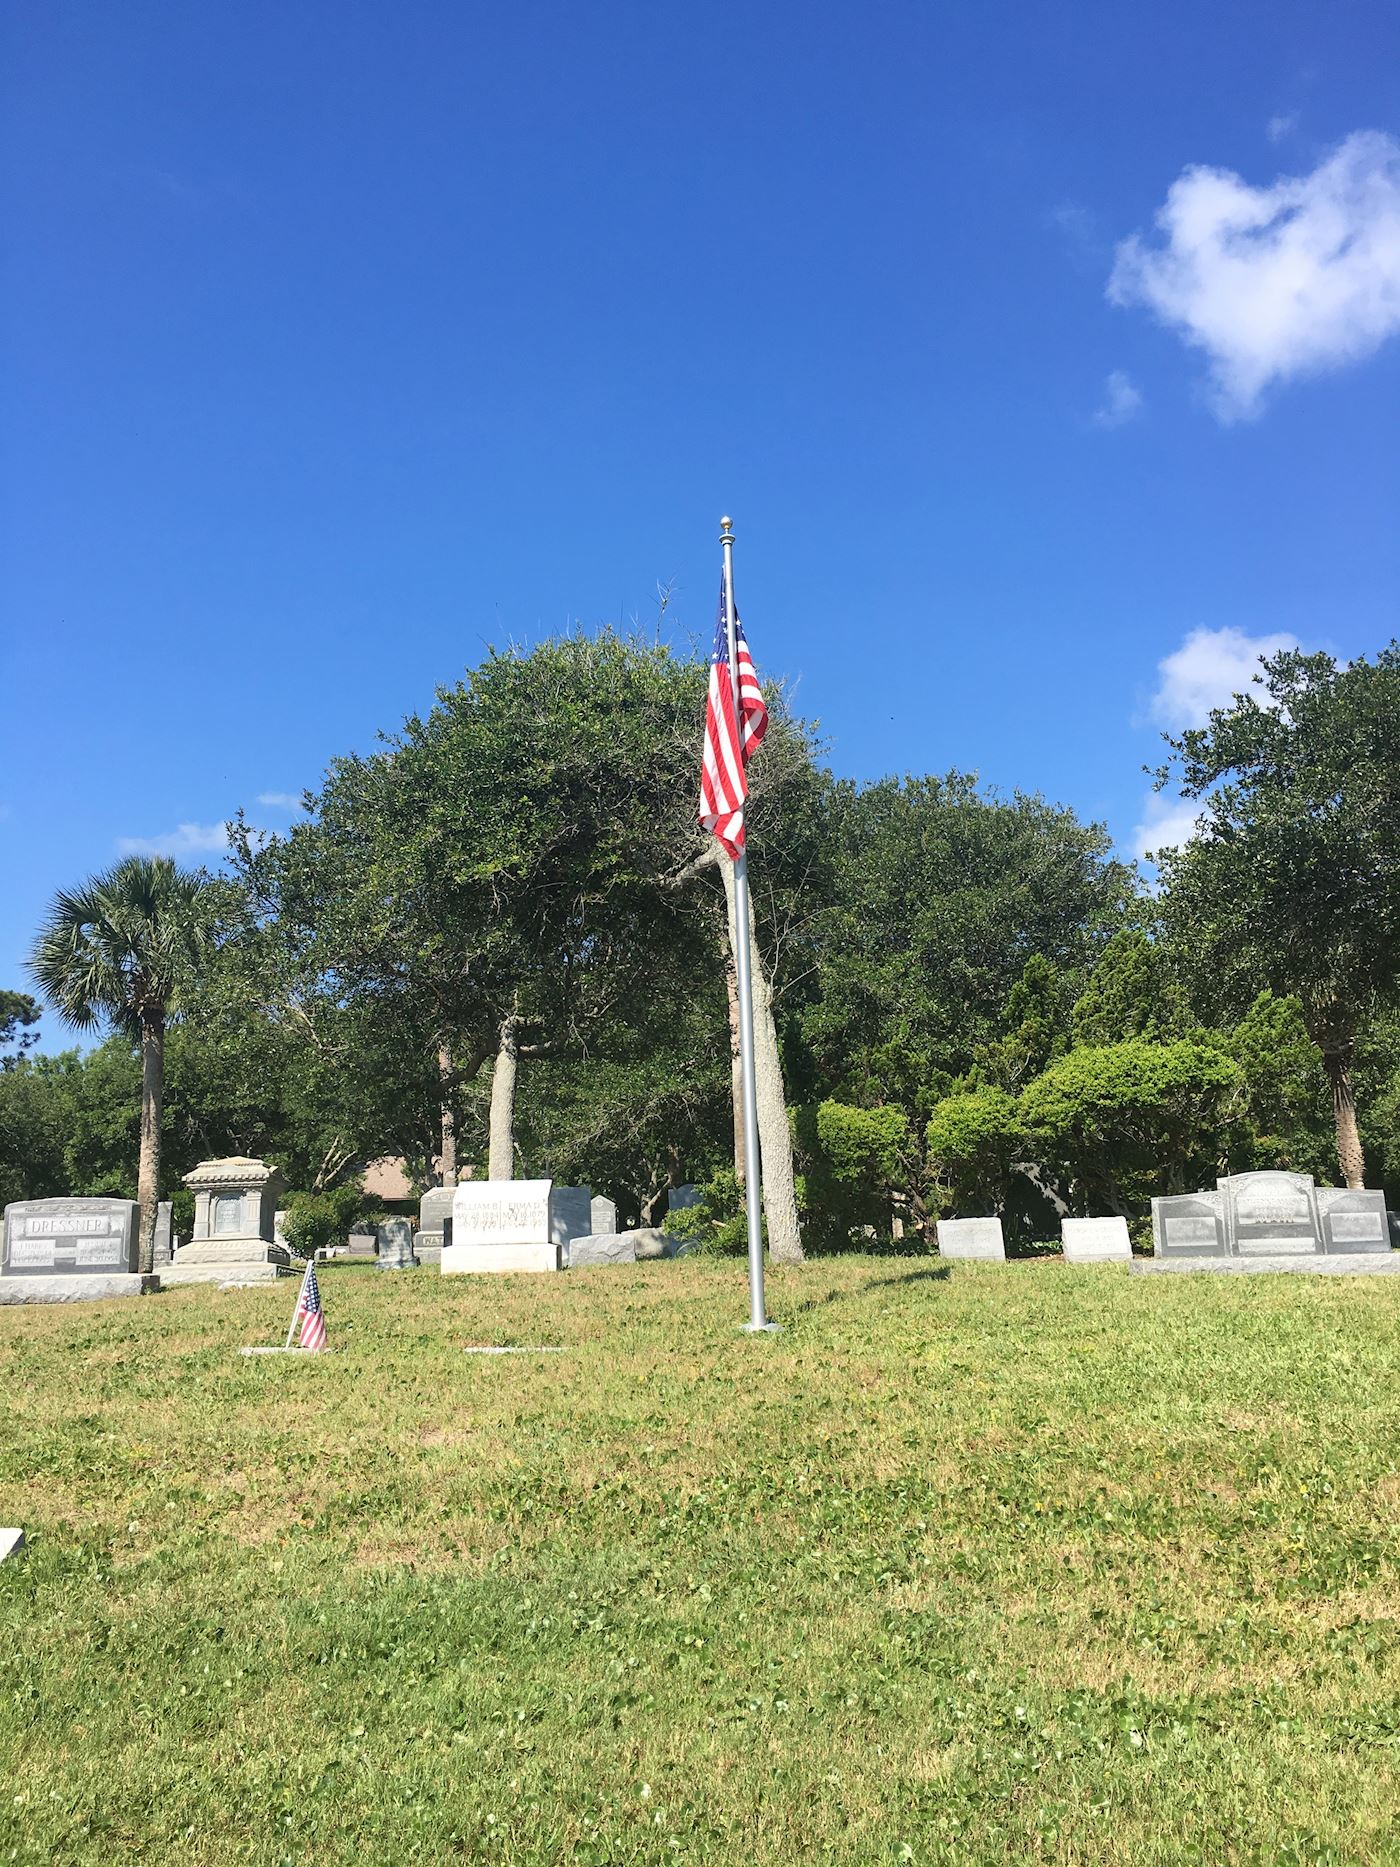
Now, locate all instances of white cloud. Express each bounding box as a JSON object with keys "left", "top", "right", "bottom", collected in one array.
[
  {"left": 1132, "top": 793, "right": 1205, "bottom": 862},
  {"left": 1093, "top": 369, "right": 1144, "bottom": 428},
  {"left": 256, "top": 792, "right": 302, "bottom": 809},
  {"left": 1148, "top": 625, "right": 1299, "bottom": 730},
  {"left": 117, "top": 821, "right": 233, "bottom": 857},
  {"left": 1109, "top": 130, "right": 1400, "bottom": 417},
  {"left": 1267, "top": 113, "right": 1298, "bottom": 144}
]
